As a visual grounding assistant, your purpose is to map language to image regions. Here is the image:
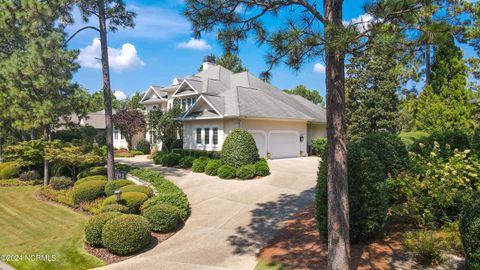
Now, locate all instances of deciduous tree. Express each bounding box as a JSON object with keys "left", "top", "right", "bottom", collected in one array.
[
  {"left": 284, "top": 85, "right": 325, "bottom": 106},
  {"left": 112, "top": 109, "right": 146, "bottom": 150}
]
